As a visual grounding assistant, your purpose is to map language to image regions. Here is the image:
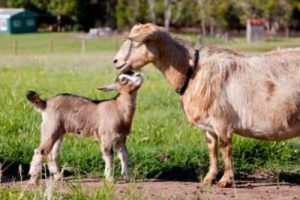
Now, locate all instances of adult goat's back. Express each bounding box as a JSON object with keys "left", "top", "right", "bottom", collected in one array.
[{"left": 113, "top": 23, "right": 300, "bottom": 187}]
